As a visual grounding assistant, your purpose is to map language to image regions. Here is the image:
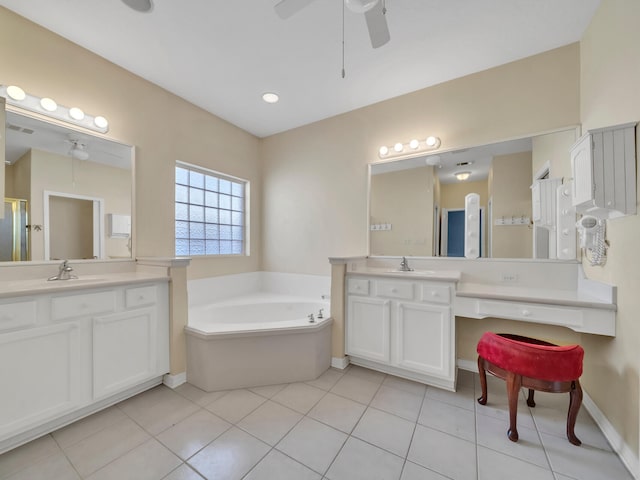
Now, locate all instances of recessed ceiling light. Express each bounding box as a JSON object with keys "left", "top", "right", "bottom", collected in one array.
[{"left": 262, "top": 92, "right": 279, "bottom": 104}]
